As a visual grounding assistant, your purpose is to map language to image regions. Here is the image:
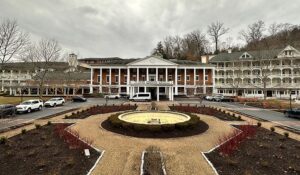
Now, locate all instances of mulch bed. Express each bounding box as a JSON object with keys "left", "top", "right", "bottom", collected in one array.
[
  {"left": 0, "top": 124, "right": 100, "bottom": 175},
  {"left": 170, "top": 105, "right": 243, "bottom": 121},
  {"left": 143, "top": 147, "right": 164, "bottom": 175},
  {"left": 206, "top": 126, "right": 300, "bottom": 175},
  {"left": 101, "top": 119, "right": 209, "bottom": 138},
  {"left": 65, "top": 105, "right": 137, "bottom": 119}
]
